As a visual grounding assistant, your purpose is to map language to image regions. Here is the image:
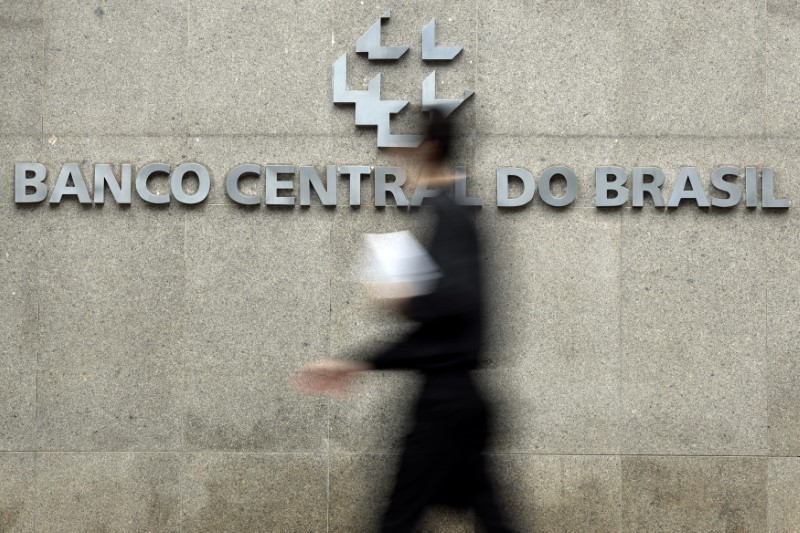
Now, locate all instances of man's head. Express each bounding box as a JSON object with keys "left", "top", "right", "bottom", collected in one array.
[
  {"left": 422, "top": 108, "right": 454, "bottom": 166},
  {"left": 401, "top": 108, "right": 460, "bottom": 189}
]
